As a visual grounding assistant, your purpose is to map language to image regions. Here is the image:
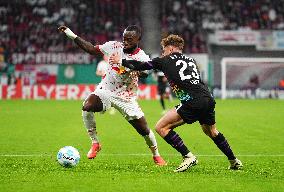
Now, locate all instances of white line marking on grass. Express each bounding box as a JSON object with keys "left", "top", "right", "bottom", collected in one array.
[
  {"left": 0, "top": 154, "right": 51, "bottom": 157},
  {"left": 102, "top": 154, "right": 284, "bottom": 157},
  {"left": 0, "top": 154, "right": 284, "bottom": 157}
]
